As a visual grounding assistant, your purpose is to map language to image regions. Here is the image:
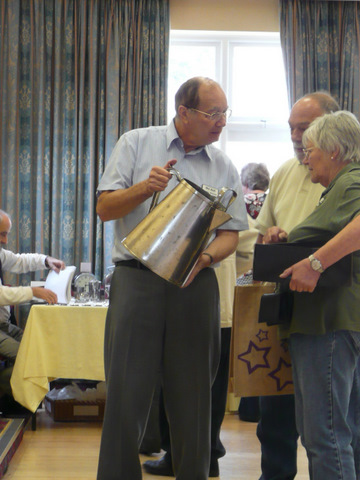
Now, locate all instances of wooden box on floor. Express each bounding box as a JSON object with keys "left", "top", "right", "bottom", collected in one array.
[
  {"left": 44, "top": 396, "right": 105, "bottom": 422},
  {"left": 230, "top": 284, "right": 294, "bottom": 398}
]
